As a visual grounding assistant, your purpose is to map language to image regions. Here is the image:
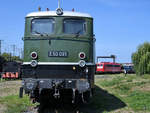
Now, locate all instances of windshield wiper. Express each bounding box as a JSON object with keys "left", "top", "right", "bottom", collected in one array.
[
  {"left": 75, "top": 30, "right": 82, "bottom": 38},
  {"left": 42, "top": 32, "right": 49, "bottom": 36},
  {"left": 33, "top": 31, "right": 43, "bottom": 36}
]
